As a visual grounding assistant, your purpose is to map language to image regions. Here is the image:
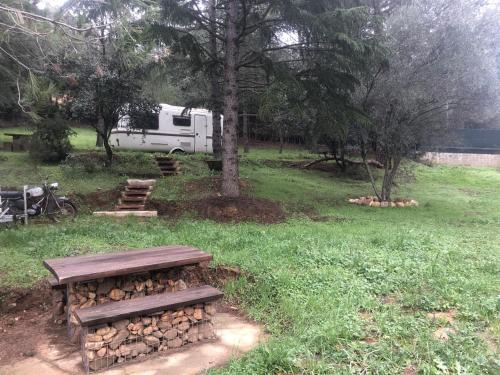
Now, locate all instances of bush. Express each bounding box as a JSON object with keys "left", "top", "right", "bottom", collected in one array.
[
  {"left": 62, "top": 151, "right": 158, "bottom": 177},
  {"left": 29, "top": 117, "right": 74, "bottom": 163}
]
